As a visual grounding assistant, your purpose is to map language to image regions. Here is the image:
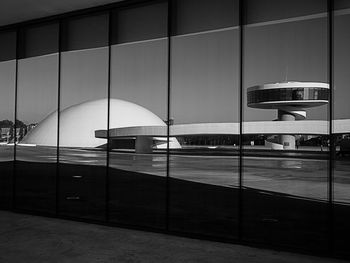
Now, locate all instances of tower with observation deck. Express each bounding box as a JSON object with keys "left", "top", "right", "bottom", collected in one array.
[{"left": 247, "top": 81, "right": 329, "bottom": 150}]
